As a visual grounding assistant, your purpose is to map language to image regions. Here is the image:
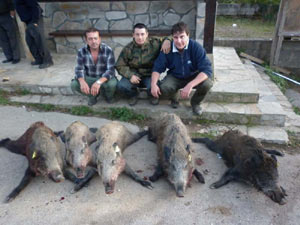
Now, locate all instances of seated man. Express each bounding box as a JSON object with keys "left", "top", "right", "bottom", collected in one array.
[
  {"left": 151, "top": 22, "right": 213, "bottom": 116},
  {"left": 115, "top": 23, "right": 171, "bottom": 106},
  {"left": 71, "top": 28, "right": 117, "bottom": 106}
]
